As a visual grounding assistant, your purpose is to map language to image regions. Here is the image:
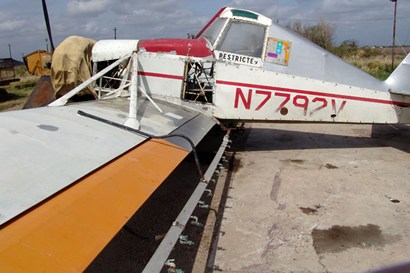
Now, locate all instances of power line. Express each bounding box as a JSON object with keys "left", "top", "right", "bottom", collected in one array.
[{"left": 278, "top": 17, "right": 409, "bottom": 22}]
